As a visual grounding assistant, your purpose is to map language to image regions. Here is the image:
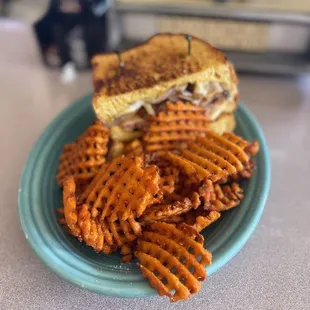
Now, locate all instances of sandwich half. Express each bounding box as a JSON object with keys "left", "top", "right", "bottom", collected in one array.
[{"left": 91, "top": 33, "right": 238, "bottom": 150}]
